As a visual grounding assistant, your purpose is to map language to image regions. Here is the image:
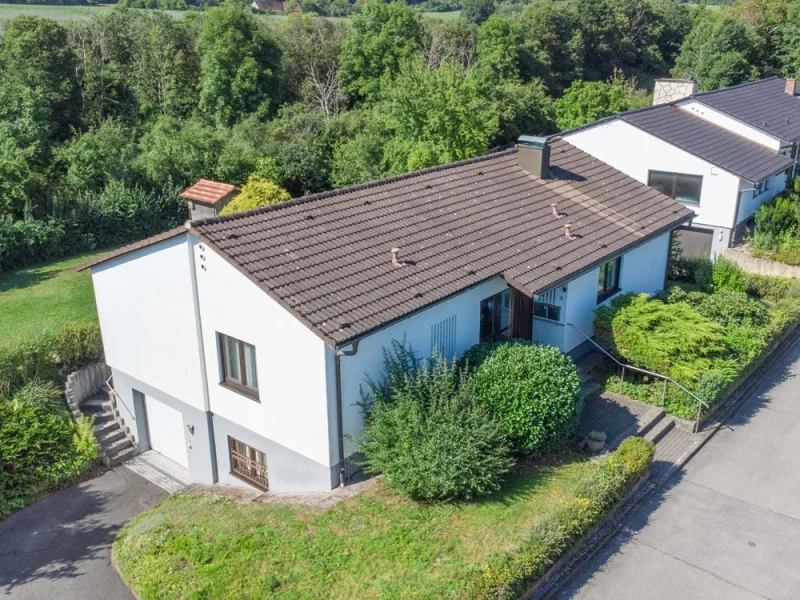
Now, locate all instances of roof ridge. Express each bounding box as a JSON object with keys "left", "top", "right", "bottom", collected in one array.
[
  {"left": 190, "top": 147, "right": 518, "bottom": 228},
  {"left": 691, "top": 76, "right": 781, "bottom": 98}
]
